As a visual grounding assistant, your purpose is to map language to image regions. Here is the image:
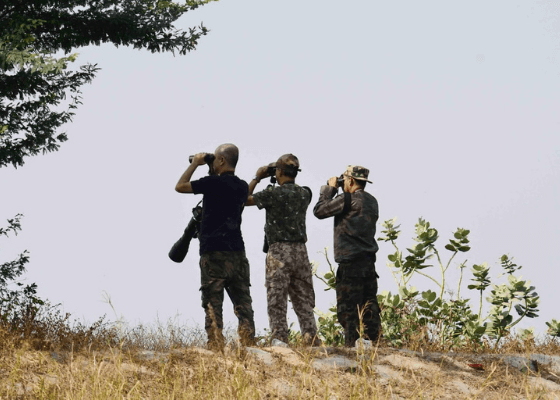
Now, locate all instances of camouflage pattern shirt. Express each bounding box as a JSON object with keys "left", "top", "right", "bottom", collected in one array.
[
  {"left": 252, "top": 183, "right": 311, "bottom": 245},
  {"left": 313, "top": 186, "right": 379, "bottom": 263}
]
